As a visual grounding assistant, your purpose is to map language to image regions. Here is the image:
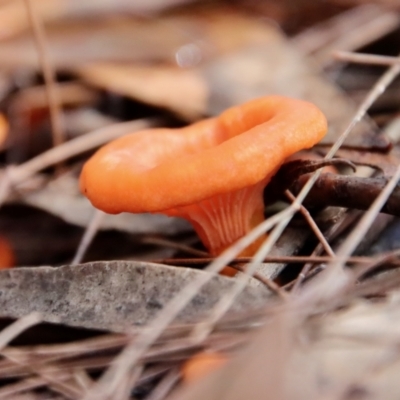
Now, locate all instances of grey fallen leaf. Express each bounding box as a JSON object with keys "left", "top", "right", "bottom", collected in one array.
[
  {"left": 0, "top": 261, "right": 271, "bottom": 332},
  {"left": 19, "top": 172, "right": 191, "bottom": 235}
]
